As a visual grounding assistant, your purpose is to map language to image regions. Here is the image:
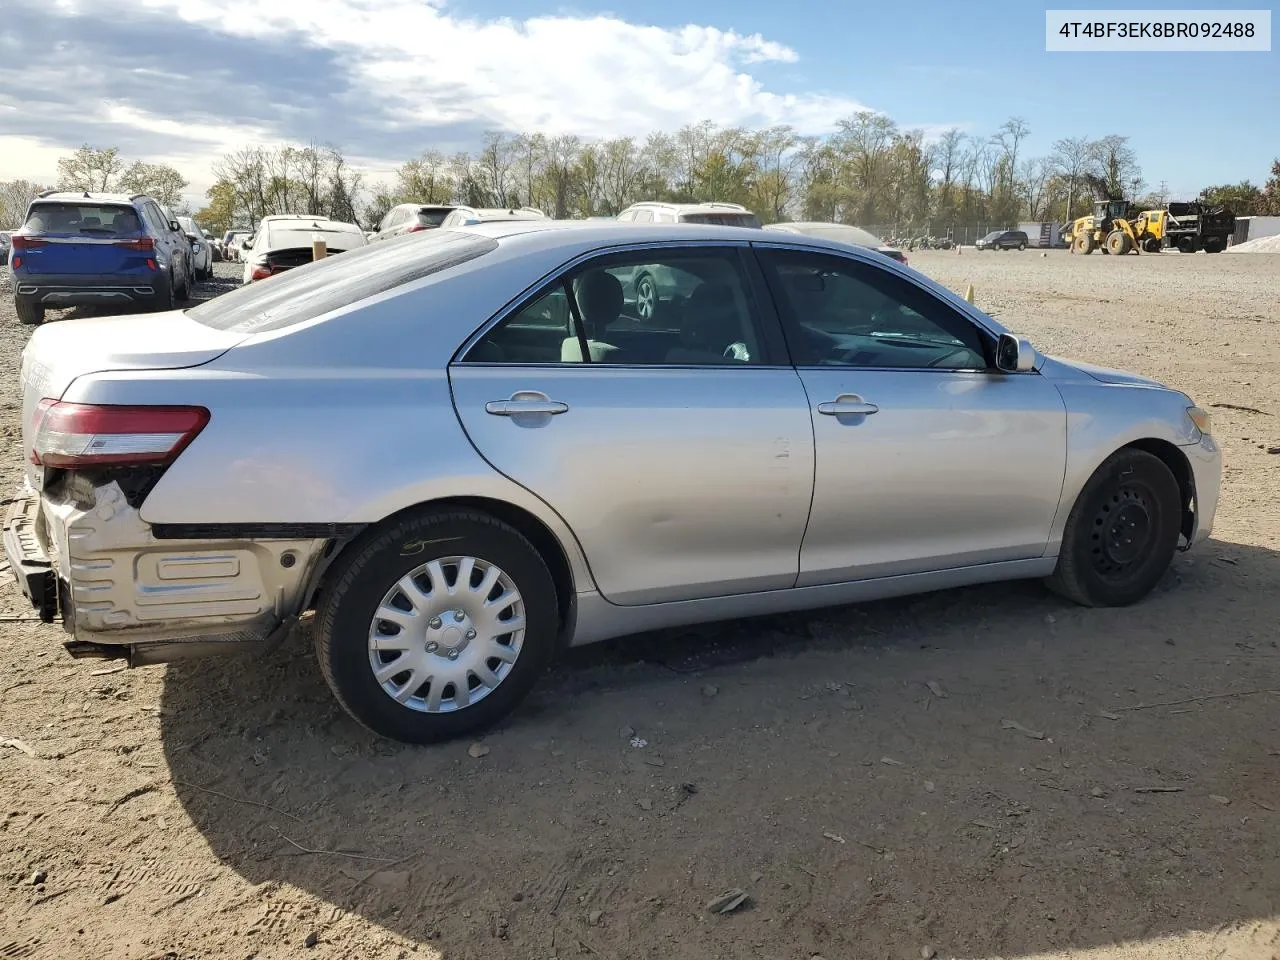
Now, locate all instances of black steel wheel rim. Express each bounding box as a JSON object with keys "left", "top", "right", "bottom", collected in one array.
[{"left": 1090, "top": 485, "right": 1155, "bottom": 577}]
